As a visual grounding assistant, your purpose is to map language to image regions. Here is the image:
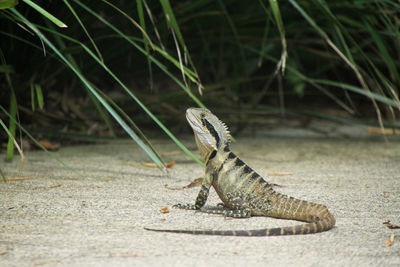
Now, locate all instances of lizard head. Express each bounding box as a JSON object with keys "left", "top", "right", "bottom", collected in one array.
[{"left": 186, "top": 108, "right": 230, "bottom": 161}]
